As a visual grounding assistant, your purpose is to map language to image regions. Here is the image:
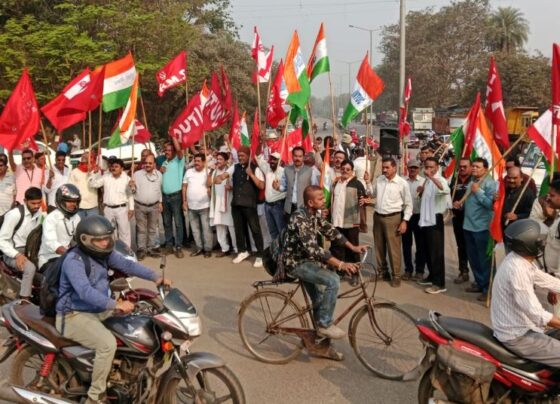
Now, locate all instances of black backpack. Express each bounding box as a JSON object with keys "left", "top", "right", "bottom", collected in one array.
[
  {"left": 0, "top": 204, "right": 25, "bottom": 241},
  {"left": 262, "top": 228, "right": 289, "bottom": 282},
  {"left": 39, "top": 247, "right": 91, "bottom": 317},
  {"left": 25, "top": 224, "right": 43, "bottom": 268}
]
